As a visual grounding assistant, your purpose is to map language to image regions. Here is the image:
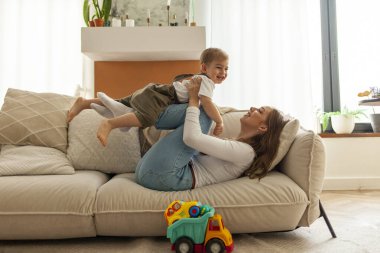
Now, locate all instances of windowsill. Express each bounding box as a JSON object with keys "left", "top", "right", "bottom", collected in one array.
[{"left": 319, "top": 132, "right": 380, "bottom": 138}]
